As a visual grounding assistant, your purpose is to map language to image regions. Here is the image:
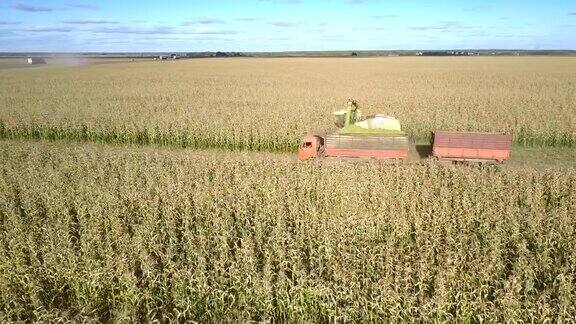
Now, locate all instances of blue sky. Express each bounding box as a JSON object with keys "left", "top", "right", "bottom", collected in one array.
[{"left": 0, "top": 0, "right": 575, "bottom": 52}]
